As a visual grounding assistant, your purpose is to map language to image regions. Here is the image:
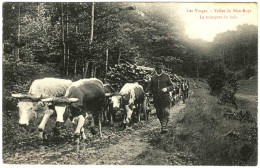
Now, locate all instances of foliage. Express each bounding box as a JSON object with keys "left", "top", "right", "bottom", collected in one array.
[
  {"left": 3, "top": 2, "right": 186, "bottom": 78},
  {"left": 207, "top": 63, "right": 238, "bottom": 106},
  {"left": 207, "top": 63, "right": 226, "bottom": 95},
  {"left": 3, "top": 60, "right": 60, "bottom": 111},
  {"left": 244, "top": 67, "right": 256, "bottom": 79},
  {"left": 3, "top": 3, "right": 257, "bottom": 80},
  {"left": 210, "top": 24, "right": 257, "bottom": 76},
  {"left": 179, "top": 24, "right": 257, "bottom": 79},
  {"left": 219, "top": 82, "right": 238, "bottom": 108},
  {"left": 223, "top": 108, "right": 254, "bottom": 123}
]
